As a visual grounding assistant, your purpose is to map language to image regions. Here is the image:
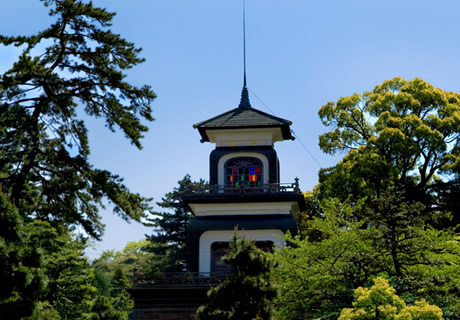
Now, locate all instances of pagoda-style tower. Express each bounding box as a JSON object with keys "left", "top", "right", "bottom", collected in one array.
[
  {"left": 129, "top": 8, "right": 305, "bottom": 318},
  {"left": 184, "top": 84, "right": 305, "bottom": 274}
]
